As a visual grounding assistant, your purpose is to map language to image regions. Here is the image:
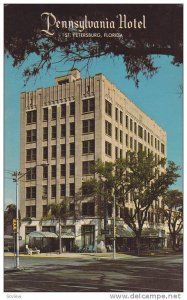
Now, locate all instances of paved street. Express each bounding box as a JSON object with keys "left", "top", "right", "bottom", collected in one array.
[{"left": 4, "top": 254, "right": 183, "bottom": 292}]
